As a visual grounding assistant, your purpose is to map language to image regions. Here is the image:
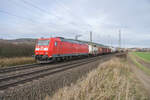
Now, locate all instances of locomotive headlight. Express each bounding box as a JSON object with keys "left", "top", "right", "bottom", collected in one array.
[
  {"left": 45, "top": 52, "right": 48, "bottom": 55},
  {"left": 35, "top": 48, "right": 39, "bottom": 51},
  {"left": 44, "top": 48, "right": 48, "bottom": 51}
]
